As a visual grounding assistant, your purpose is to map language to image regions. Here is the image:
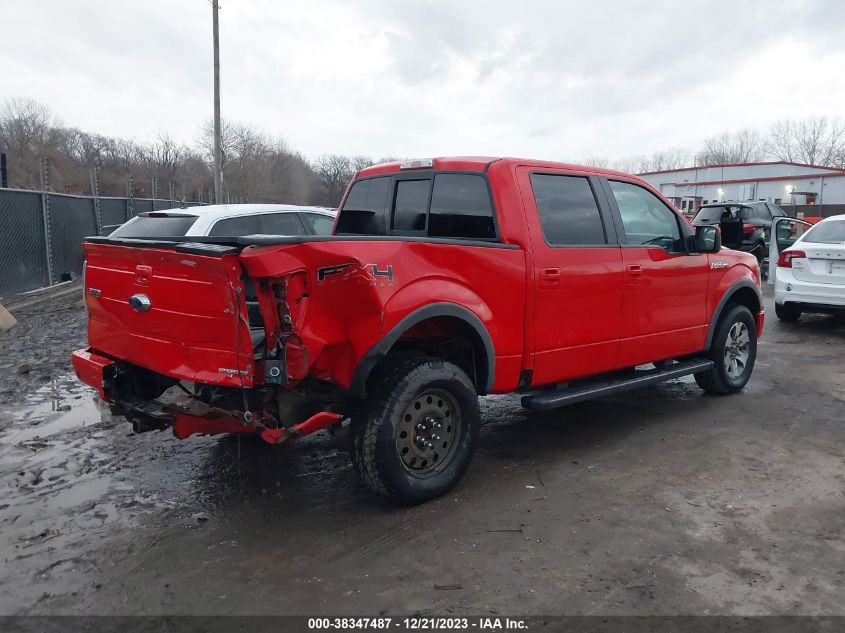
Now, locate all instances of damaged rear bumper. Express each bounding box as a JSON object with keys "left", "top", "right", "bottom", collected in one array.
[{"left": 71, "top": 348, "right": 341, "bottom": 444}]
